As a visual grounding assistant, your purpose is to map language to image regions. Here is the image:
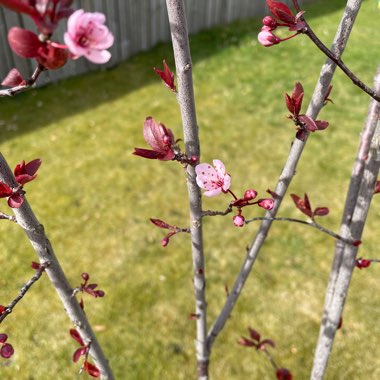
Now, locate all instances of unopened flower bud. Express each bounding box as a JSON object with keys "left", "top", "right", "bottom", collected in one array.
[
  {"left": 258, "top": 29, "right": 280, "bottom": 47},
  {"left": 81, "top": 272, "right": 90, "bottom": 281},
  {"left": 258, "top": 198, "right": 274, "bottom": 210},
  {"left": 233, "top": 214, "right": 245, "bottom": 227},
  {"left": 161, "top": 237, "right": 169, "bottom": 247},
  {"left": 262, "top": 16, "right": 277, "bottom": 30},
  {"left": 244, "top": 189, "right": 257, "bottom": 200}
]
